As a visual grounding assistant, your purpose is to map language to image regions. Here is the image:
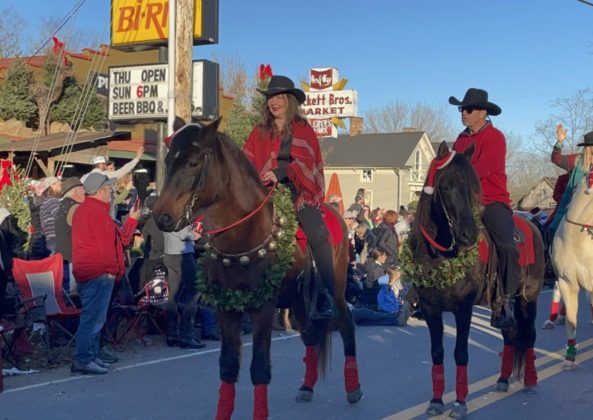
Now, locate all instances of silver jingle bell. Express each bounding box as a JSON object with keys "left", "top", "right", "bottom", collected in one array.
[
  {"left": 239, "top": 256, "right": 250, "bottom": 266},
  {"left": 257, "top": 248, "right": 267, "bottom": 258},
  {"left": 275, "top": 230, "right": 285, "bottom": 240},
  {"left": 278, "top": 216, "right": 286, "bottom": 226},
  {"left": 222, "top": 258, "right": 231, "bottom": 267},
  {"left": 268, "top": 240, "right": 277, "bottom": 251},
  {"left": 209, "top": 252, "right": 218, "bottom": 261},
  {"left": 203, "top": 242, "right": 211, "bottom": 251}
]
